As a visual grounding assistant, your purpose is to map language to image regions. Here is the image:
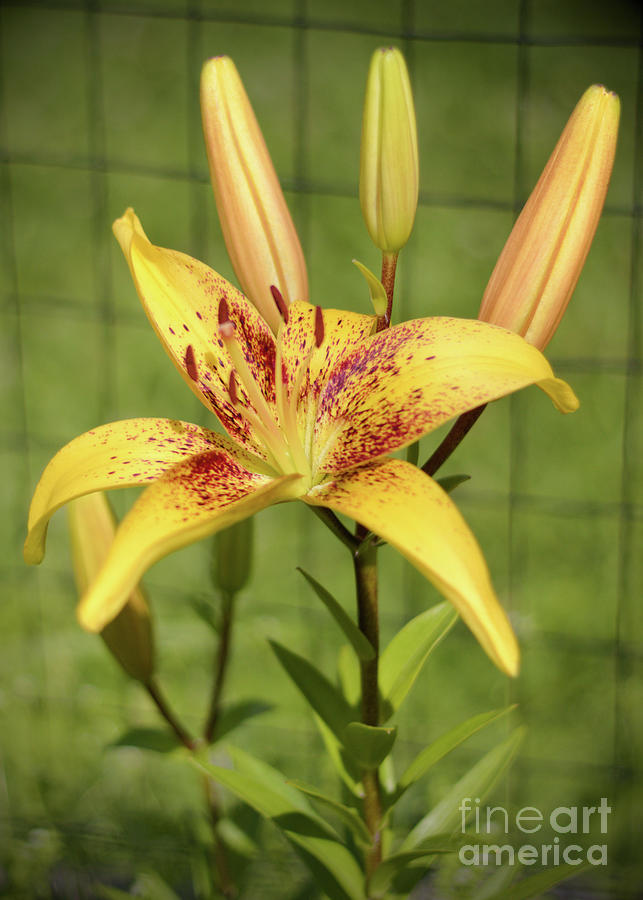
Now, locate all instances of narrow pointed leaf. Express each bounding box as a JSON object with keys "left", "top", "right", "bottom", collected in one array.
[
  {"left": 211, "top": 699, "right": 273, "bottom": 744},
  {"left": 189, "top": 596, "right": 220, "bottom": 633},
  {"left": 269, "top": 641, "right": 354, "bottom": 742},
  {"left": 398, "top": 705, "right": 516, "bottom": 792},
  {"left": 379, "top": 602, "right": 458, "bottom": 716},
  {"left": 484, "top": 862, "right": 591, "bottom": 900},
  {"left": 343, "top": 722, "right": 397, "bottom": 769},
  {"left": 298, "top": 568, "right": 375, "bottom": 661},
  {"left": 402, "top": 727, "right": 525, "bottom": 850},
  {"left": 313, "top": 714, "right": 363, "bottom": 797},
  {"left": 192, "top": 750, "right": 364, "bottom": 900},
  {"left": 337, "top": 644, "right": 361, "bottom": 707},
  {"left": 110, "top": 727, "right": 181, "bottom": 754},
  {"left": 352, "top": 258, "right": 388, "bottom": 317},
  {"left": 369, "top": 838, "right": 460, "bottom": 898},
  {"left": 435, "top": 473, "right": 471, "bottom": 494},
  {"left": 289, "top": 781, "right": 372, "bottom": 846}
]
